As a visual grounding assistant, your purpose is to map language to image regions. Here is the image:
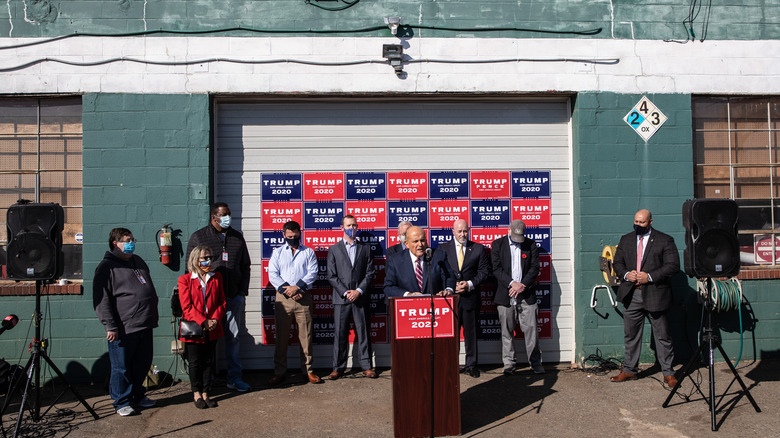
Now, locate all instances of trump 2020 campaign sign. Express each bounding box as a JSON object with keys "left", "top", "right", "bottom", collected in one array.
[{"left": 259, "top": 169, "right": 553, "bottom": 343}]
